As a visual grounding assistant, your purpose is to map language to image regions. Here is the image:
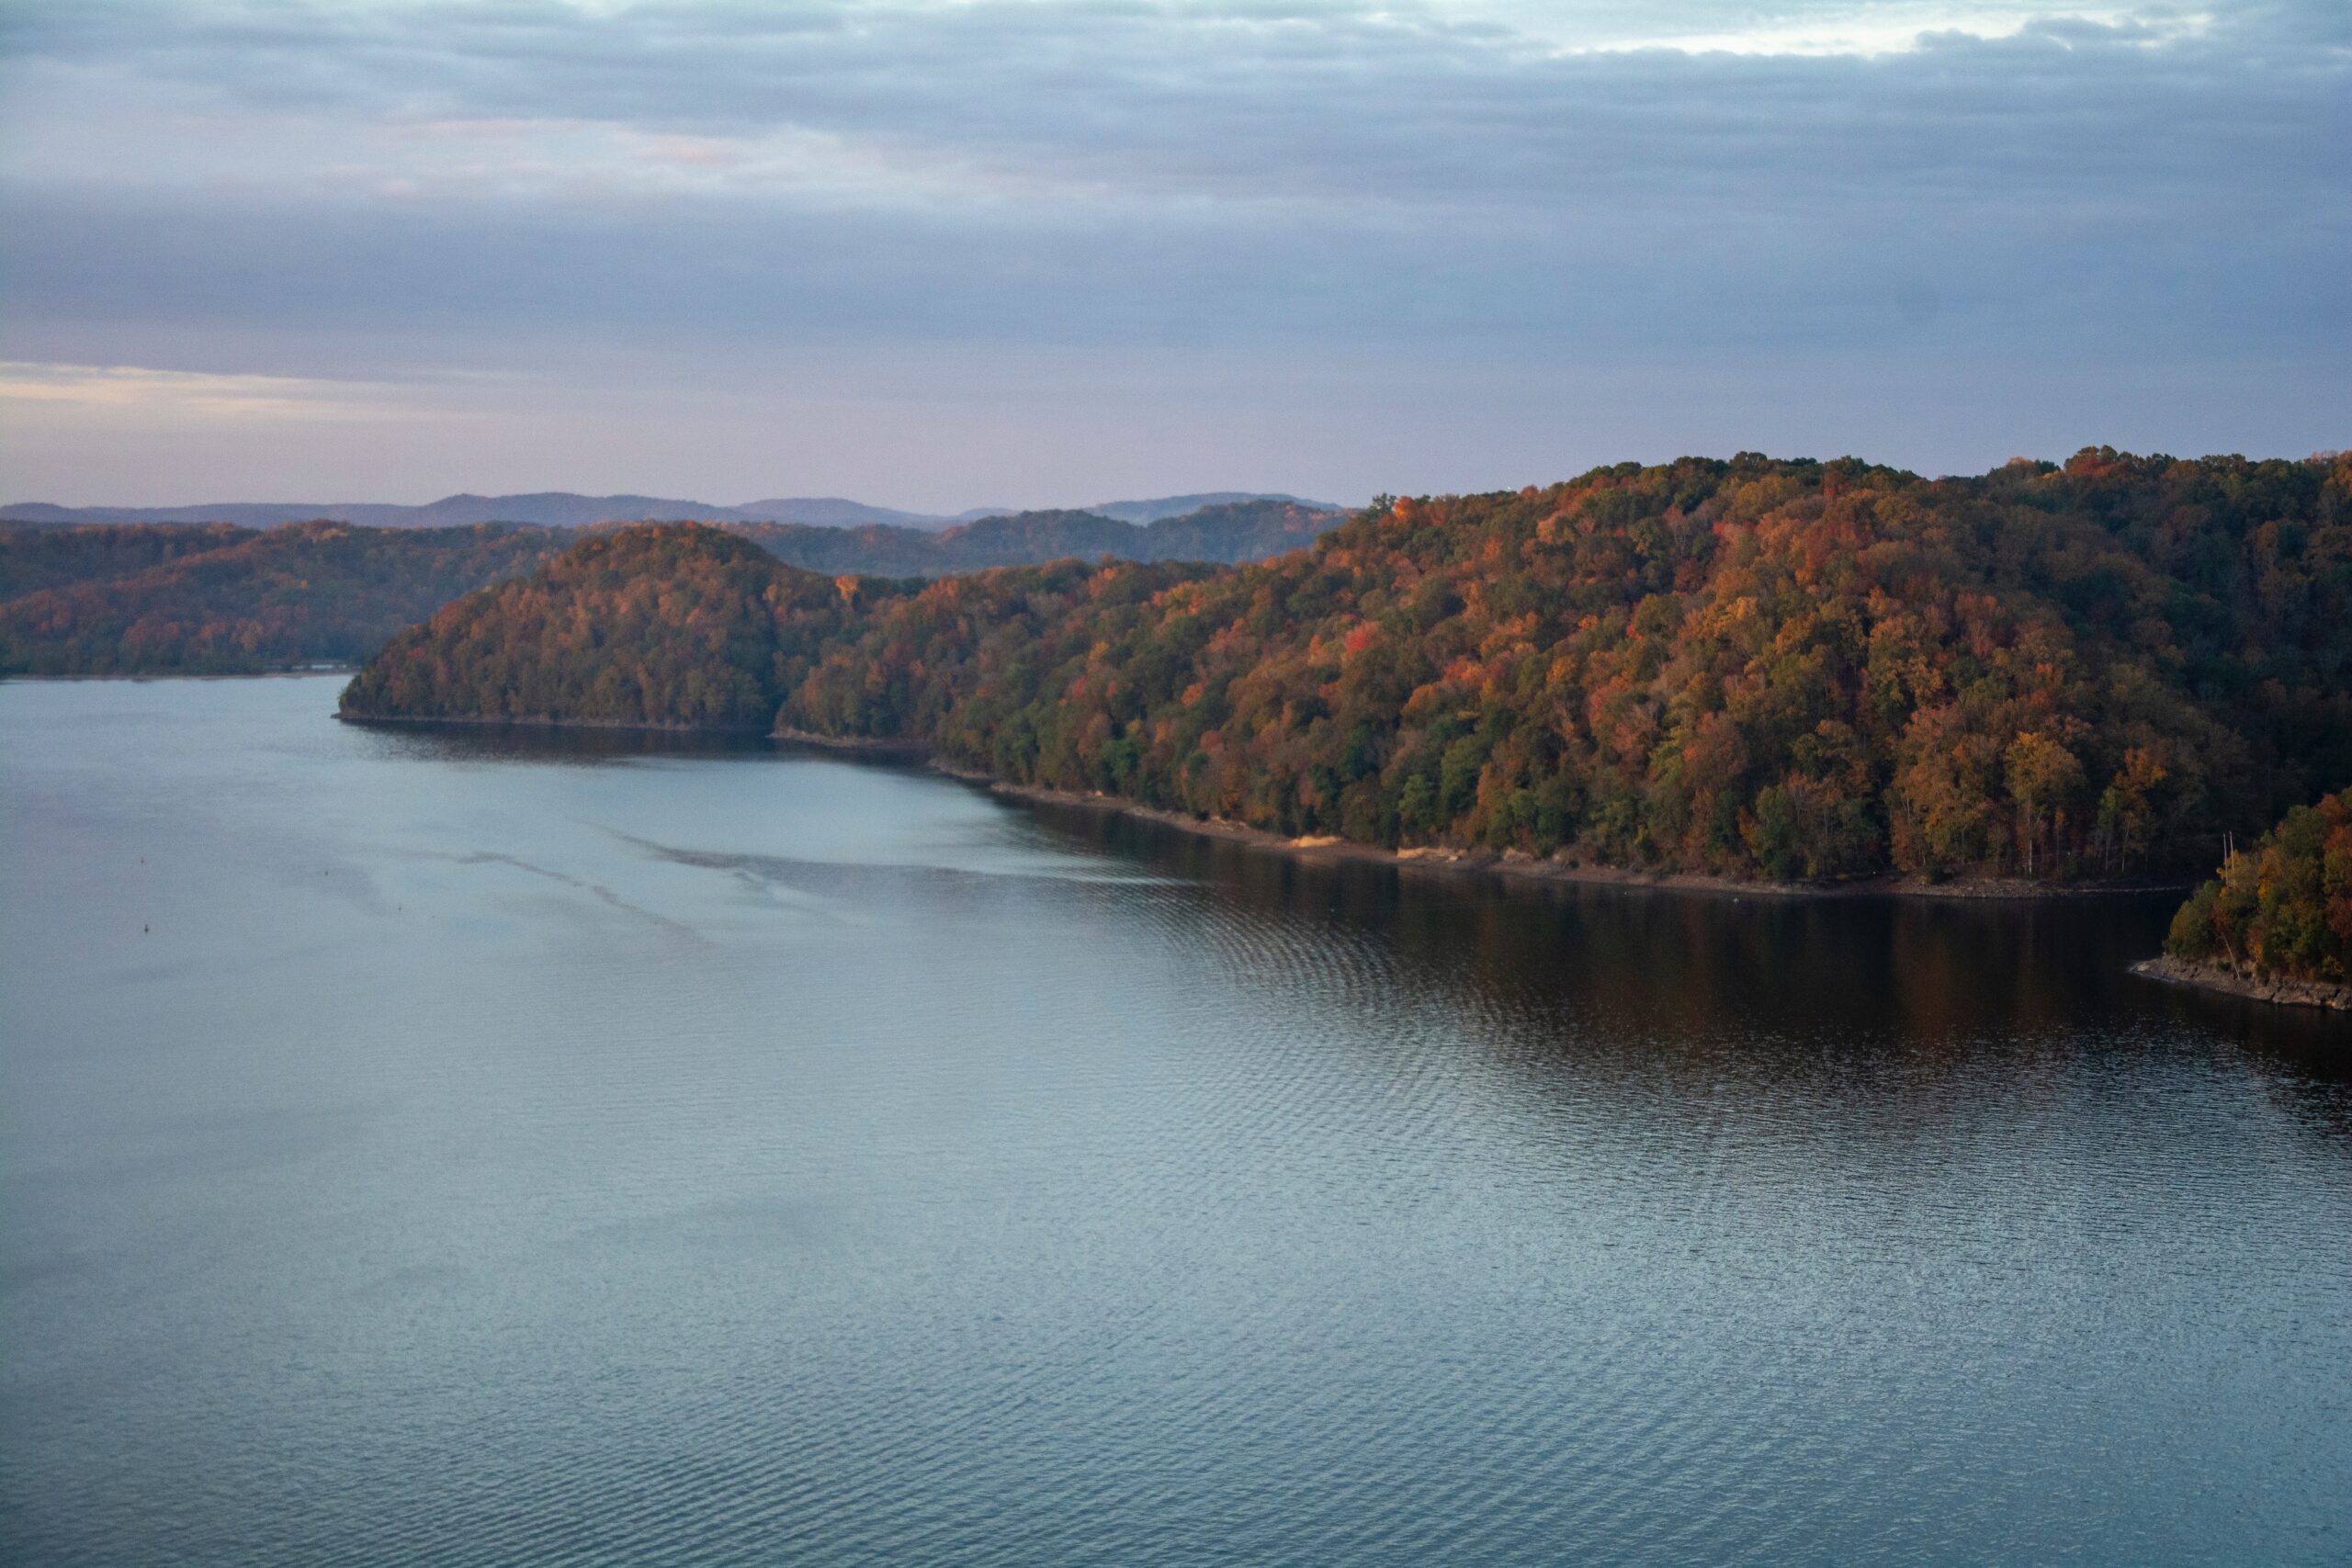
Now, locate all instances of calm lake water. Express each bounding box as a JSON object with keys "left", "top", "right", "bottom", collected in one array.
[{"left": 4, "top": 675, "right": 2347, "bottom": 1566}]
